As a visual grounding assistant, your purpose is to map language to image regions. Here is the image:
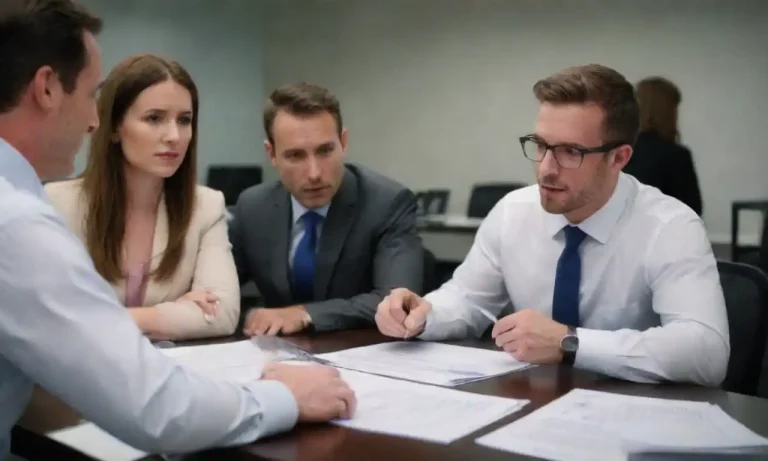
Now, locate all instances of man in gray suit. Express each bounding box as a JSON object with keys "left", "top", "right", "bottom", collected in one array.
[{"left": 229, "top": 82, "right": 424, "bottom": 335}]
